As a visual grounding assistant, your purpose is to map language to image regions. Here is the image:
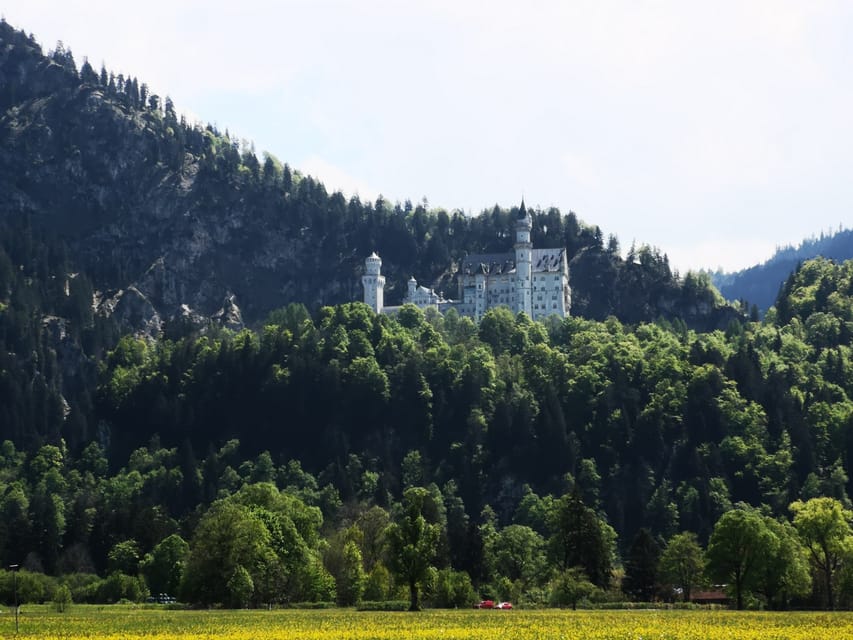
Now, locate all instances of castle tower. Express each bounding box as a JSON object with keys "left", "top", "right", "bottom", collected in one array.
[
  {"left": 514, "top": 200, "right": 532, "bottom": 317},
  {"left": 407, "top": 276, "right": 418, "bottom": 302},
  {"left": 474, "top": 266, "right": 487, "bottom": 320},
  {"left": 362, "top": 252, "right": 385, "bottom": 313}
]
